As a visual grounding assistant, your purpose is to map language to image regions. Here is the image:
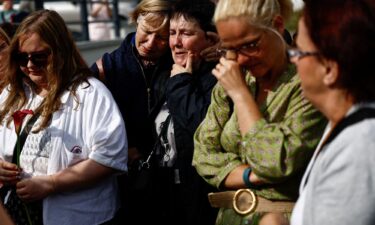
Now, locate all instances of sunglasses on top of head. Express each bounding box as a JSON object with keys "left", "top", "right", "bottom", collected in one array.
[{"left": 15, "top": 50, "right": 51, "bottom": 68}]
